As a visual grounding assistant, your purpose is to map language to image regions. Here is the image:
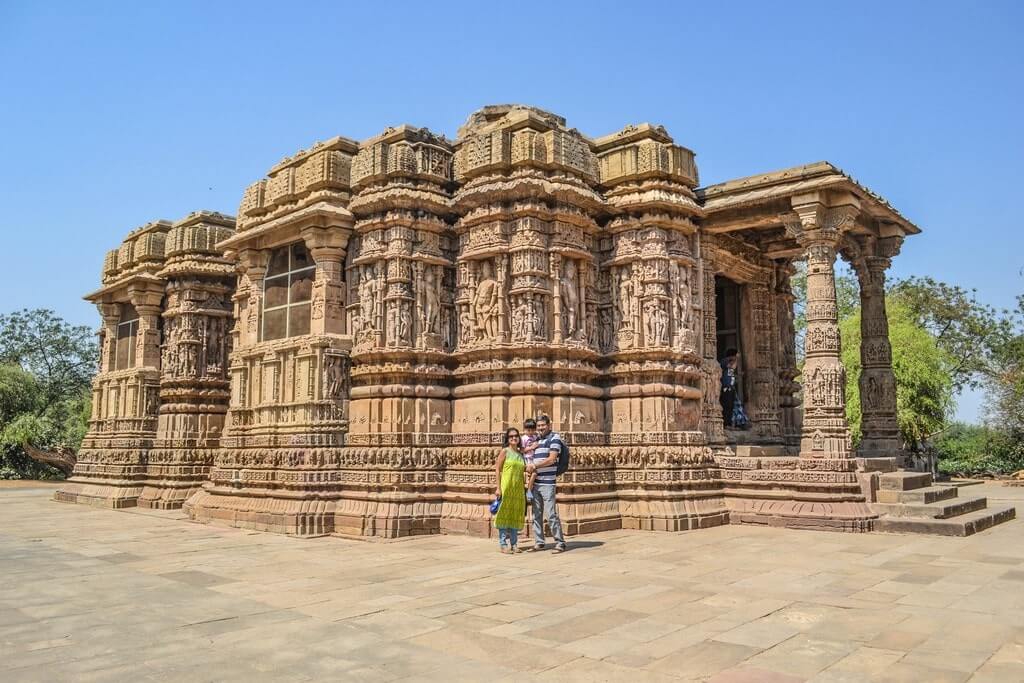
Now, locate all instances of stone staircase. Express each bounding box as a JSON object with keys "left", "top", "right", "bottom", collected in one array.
[{"left": 868, "top": 465, "right": 1016, "bottom": 536}]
